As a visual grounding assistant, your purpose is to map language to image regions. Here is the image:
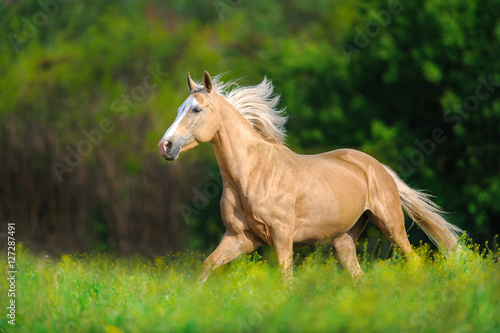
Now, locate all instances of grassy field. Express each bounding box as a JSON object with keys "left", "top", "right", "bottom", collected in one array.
[{"left": 1, "top": 242, "right": 499, "bottom": 333}]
